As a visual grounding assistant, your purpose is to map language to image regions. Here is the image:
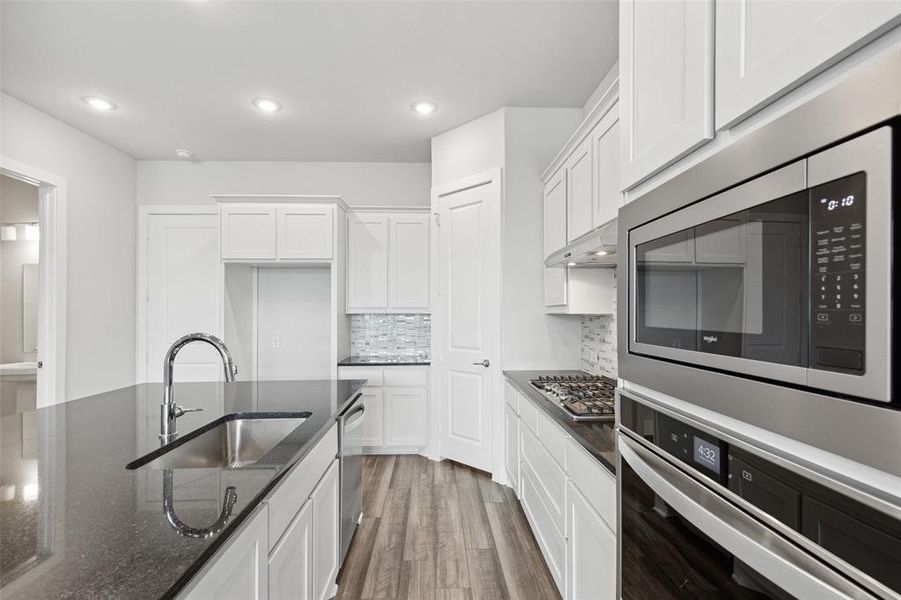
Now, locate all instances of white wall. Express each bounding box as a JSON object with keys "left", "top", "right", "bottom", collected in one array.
[
  {"left": 502, "top": 107, "right": 583, "bottom": 370},
  {"left": 430, "top": 109, "right": 505, "bottom": 185},
  {"left": 1, "top": 93, "right": 137, "bottom": 402},
  {"left": 0, "top": 175, "right": 40, "bottom": 364},
  {"left": 137, "top": 161, "right": 430, "bottom": 207},
  {"left": 581, "top": 61, "right": 619, "bottom": 120}
]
